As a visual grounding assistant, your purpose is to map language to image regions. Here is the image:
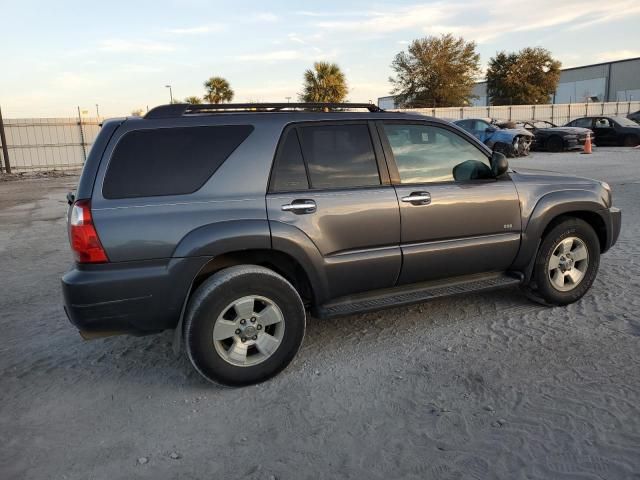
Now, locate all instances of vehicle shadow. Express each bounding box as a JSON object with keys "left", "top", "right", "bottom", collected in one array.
[{"left": 18, "top": 286, "right": 534, "bottom": 393}]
